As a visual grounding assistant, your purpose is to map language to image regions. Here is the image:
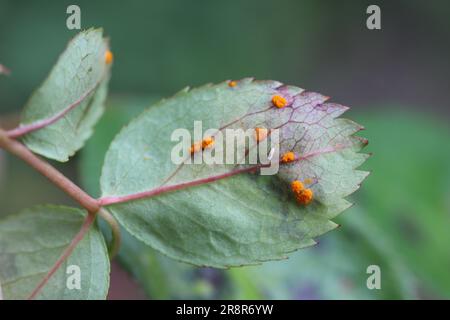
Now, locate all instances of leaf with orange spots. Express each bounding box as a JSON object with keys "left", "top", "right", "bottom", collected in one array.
[
  {"left": 100, "top": 79, "right": 369, "bottom": 267},
  {"left": 15, "top": 28, "right": 111, "bottom": 162}
]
